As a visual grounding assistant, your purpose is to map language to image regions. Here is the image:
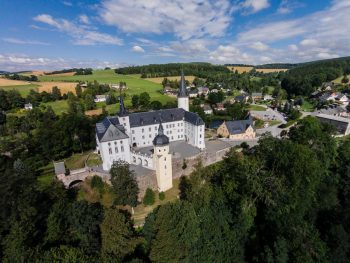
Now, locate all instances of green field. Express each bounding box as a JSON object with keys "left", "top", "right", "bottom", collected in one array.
[
  {"left": 38, "top": 69, "right": 173, "bottom": 102},
  {"left": 41, "top": 100, "right": 69, "bottom": 115},
  {"left": 247, "top": 104, "right": 266, "bottom": 111},
  {"left": 0, "top": 84, "right": 39, "bottom": 96},
  {"left": 333, "top": 74, "right": 350, "bottom": 84}
]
